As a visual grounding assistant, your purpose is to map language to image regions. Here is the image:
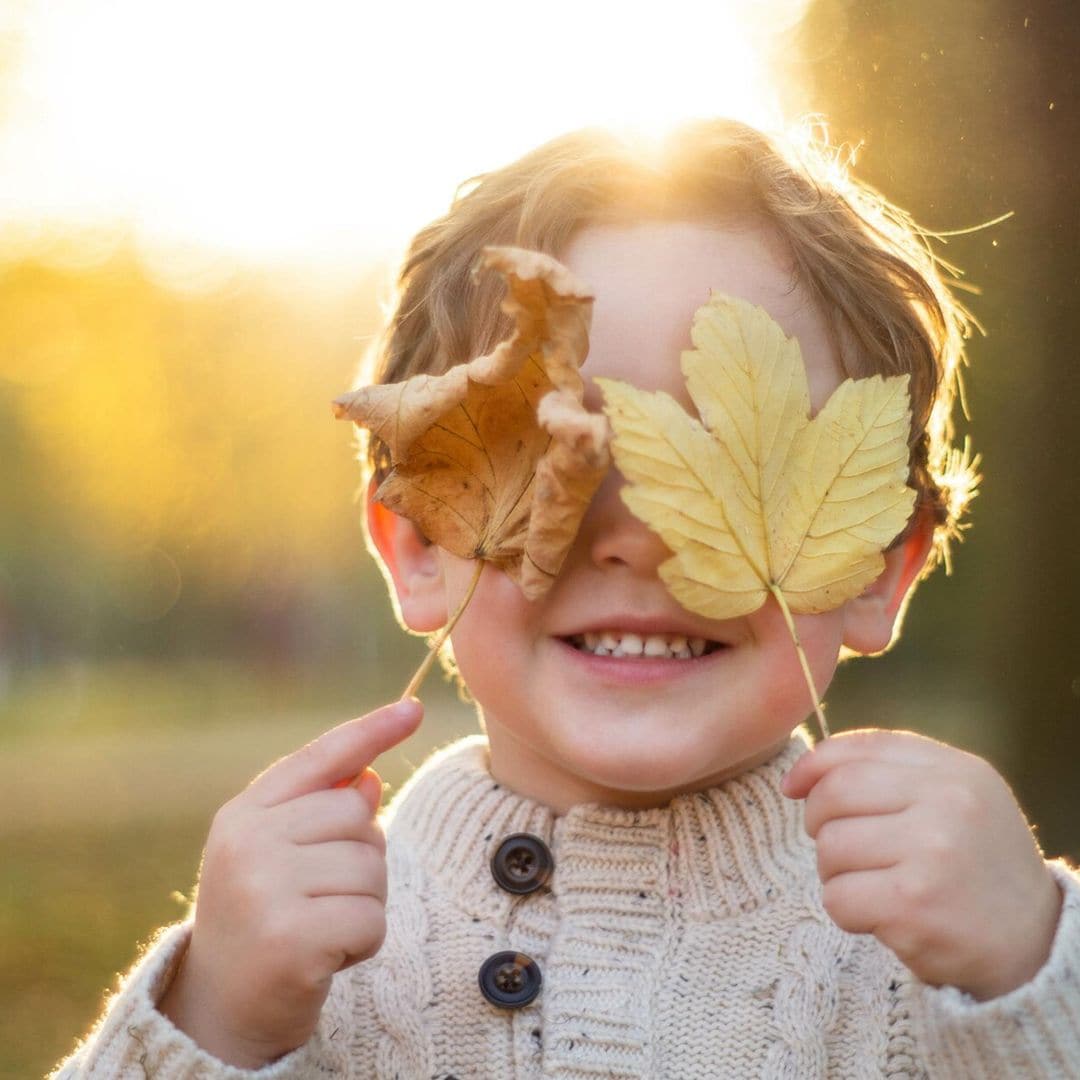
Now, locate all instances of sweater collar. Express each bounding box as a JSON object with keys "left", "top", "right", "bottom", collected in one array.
[{"left": 384, "top": 729, "right": 816, "bottom": 922}]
